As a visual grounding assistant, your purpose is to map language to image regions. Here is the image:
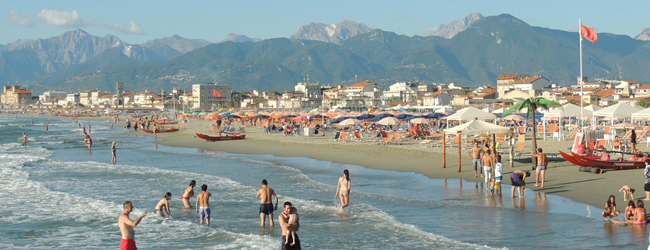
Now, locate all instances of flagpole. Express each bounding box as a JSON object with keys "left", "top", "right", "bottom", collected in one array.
[{"left": 579, "top": 19, "right": 584, "bottom": 129}]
